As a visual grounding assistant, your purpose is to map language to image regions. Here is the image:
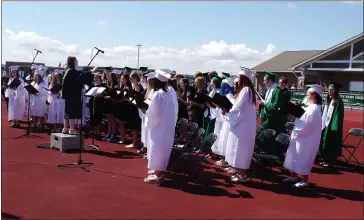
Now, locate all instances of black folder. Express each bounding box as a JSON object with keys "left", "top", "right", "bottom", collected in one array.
[
  {"left": 287, "top": 102, "right": 305, "bottom": 118},
  {"left": 6, "top": 78, "right": 21, "bottom": 89},
  {"left": 24, "top": 84, "right": 39, "bottom": 94},
  {"left": 50, "top": 84, "right": 62, "bottom": 94}
]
